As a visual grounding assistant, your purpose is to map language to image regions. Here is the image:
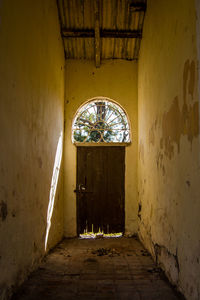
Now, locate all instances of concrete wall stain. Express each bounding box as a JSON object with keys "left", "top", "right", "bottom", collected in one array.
[
  {"left": 12, "top": 210, "right": 16, "bottom": 218},
  {"left": 183, "top": 59, "right": 195, "bottom": 101},
  {"left": 162, "top": 96, "right": 182, "bottom": 159},
  {"left": 139, "top": 140, "right": 144, "bottom": 163},
  {"left": 149, "top": 125, "right": 155, "bottom": 146},
  {"left": 37, "top": 157, "right": 43, "bottom": 169},
  {"left": 0, "top": 200, "right": 8, "bottom": 221},
  {"left": 161, "top": 96, "right": 199, "bottom": 159},
  {"left": 186, "top": 180, "right": 191, "bottom": 187},
  {"left": 156, "top": 151, "right": 166, "bottom": 176},
  {"left": 148, "top": 60, "right": 199, "bottom": 160},
  {"left": 154, "top": 243, "right": 180, "bottom": 285},
  {"left": 161, "top": 60, "right": 199, "bottom": 159},
  {"left": 138, "top": 203, "right": 142, "bottom": 220},
  {"left": 149, "top": 119, "right": 158, "bottom": 147}
]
